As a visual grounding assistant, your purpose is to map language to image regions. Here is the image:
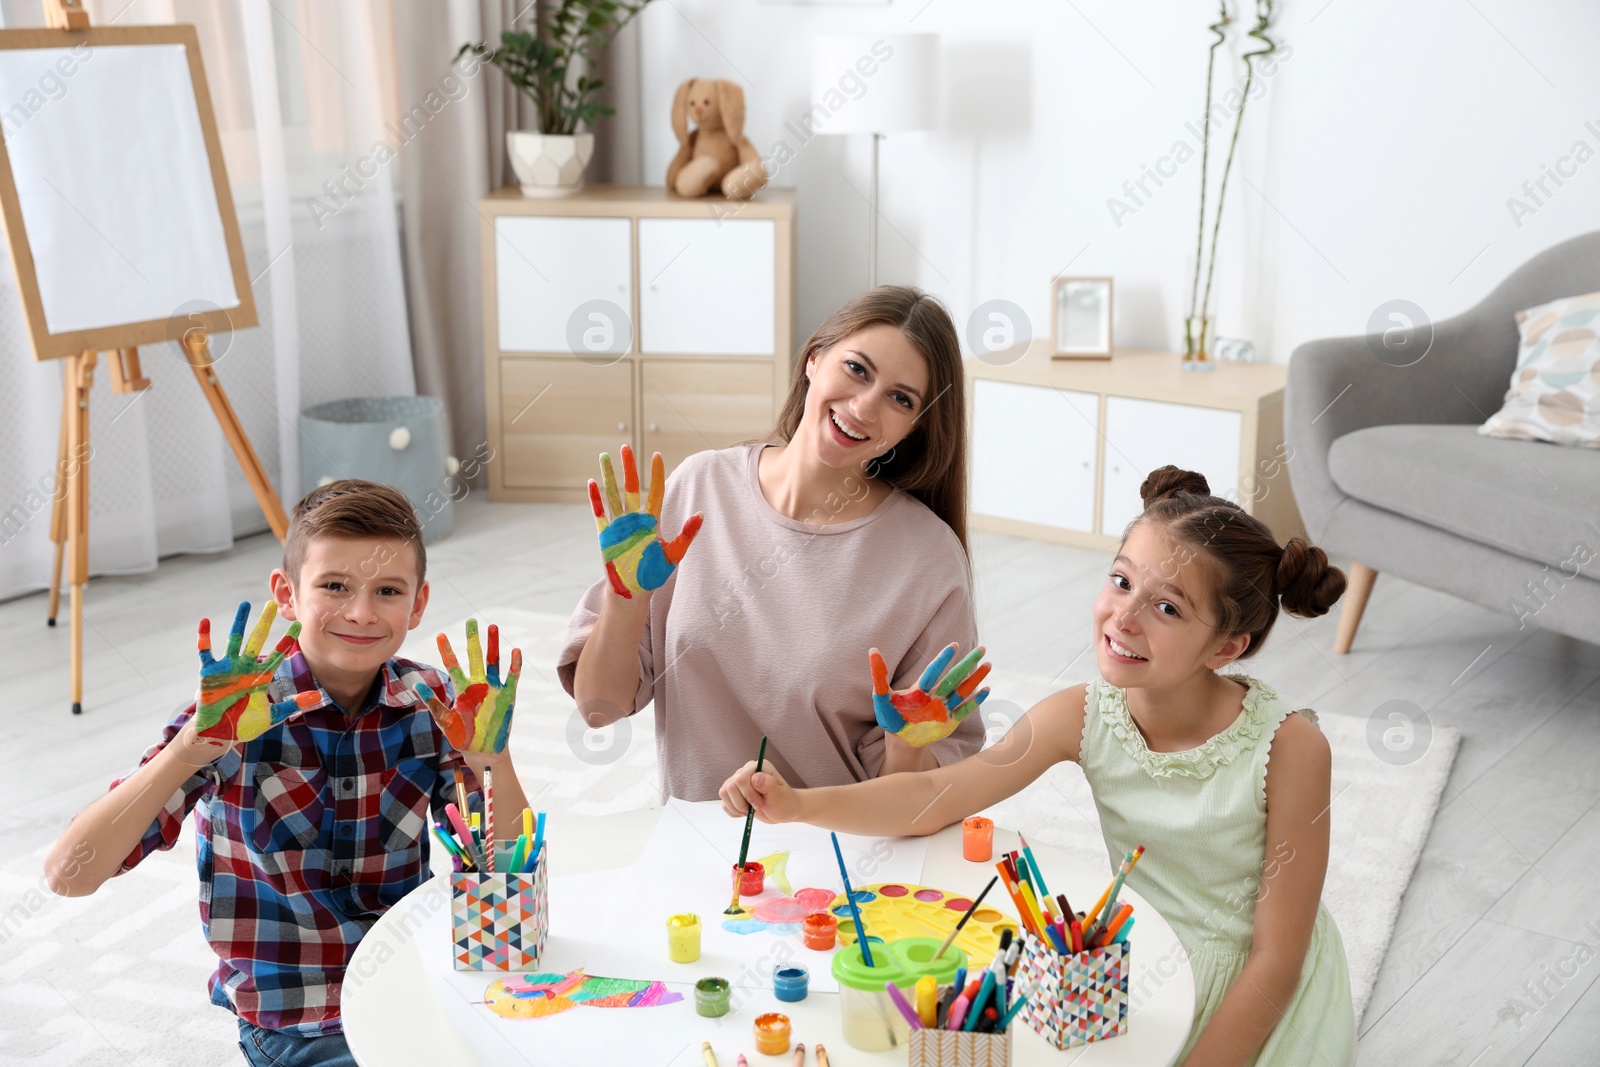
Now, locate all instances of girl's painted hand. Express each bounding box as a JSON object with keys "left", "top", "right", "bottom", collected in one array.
[
  {"left": 588, "top": 444, "right": 703, "bottom": 599},
  {"left": 720, "top": 760, "right": 800, "bottom": 824},
  {"left": 871, "top": 643, "right": 993, "bottom": 748},
  {"left": 195, "top": 602, "right": 320, "bottom": 743},
  {"left": 416, "top": 619, "right": 521, "bottom": 754}
]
